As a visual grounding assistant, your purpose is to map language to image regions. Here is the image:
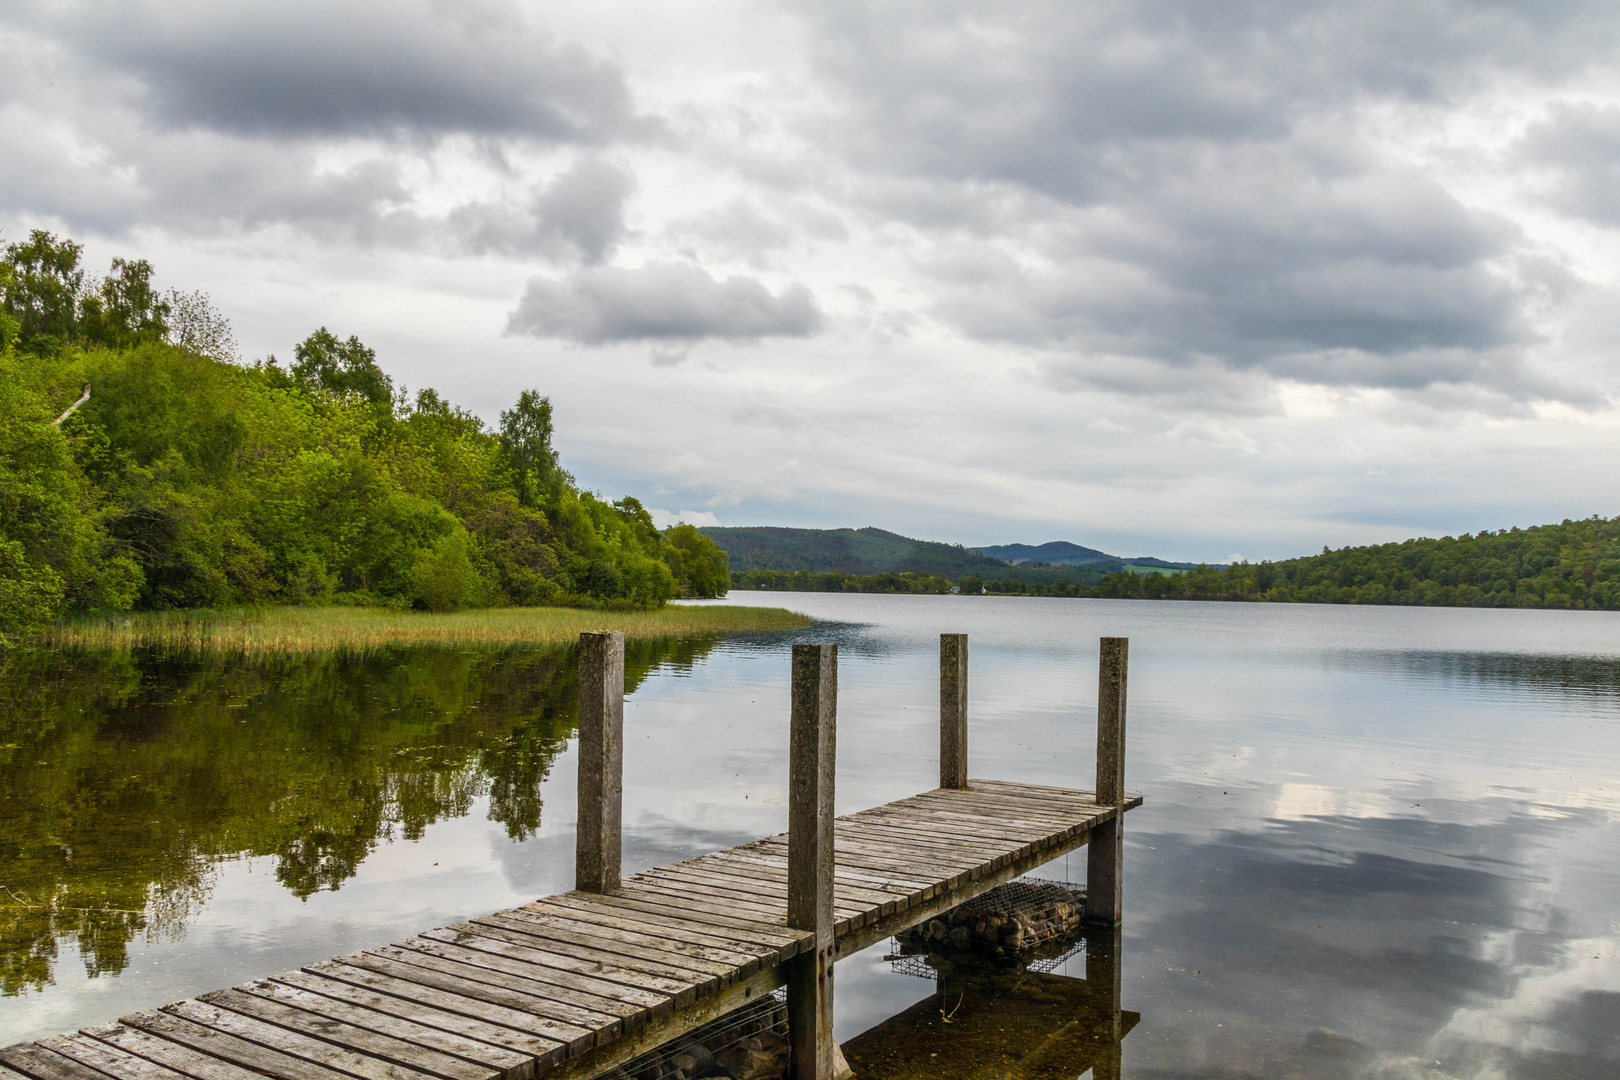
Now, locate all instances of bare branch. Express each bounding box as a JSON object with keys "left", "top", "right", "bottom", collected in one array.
[{"left": 53, "top": 384, "right": 90, "bottom": 427}]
